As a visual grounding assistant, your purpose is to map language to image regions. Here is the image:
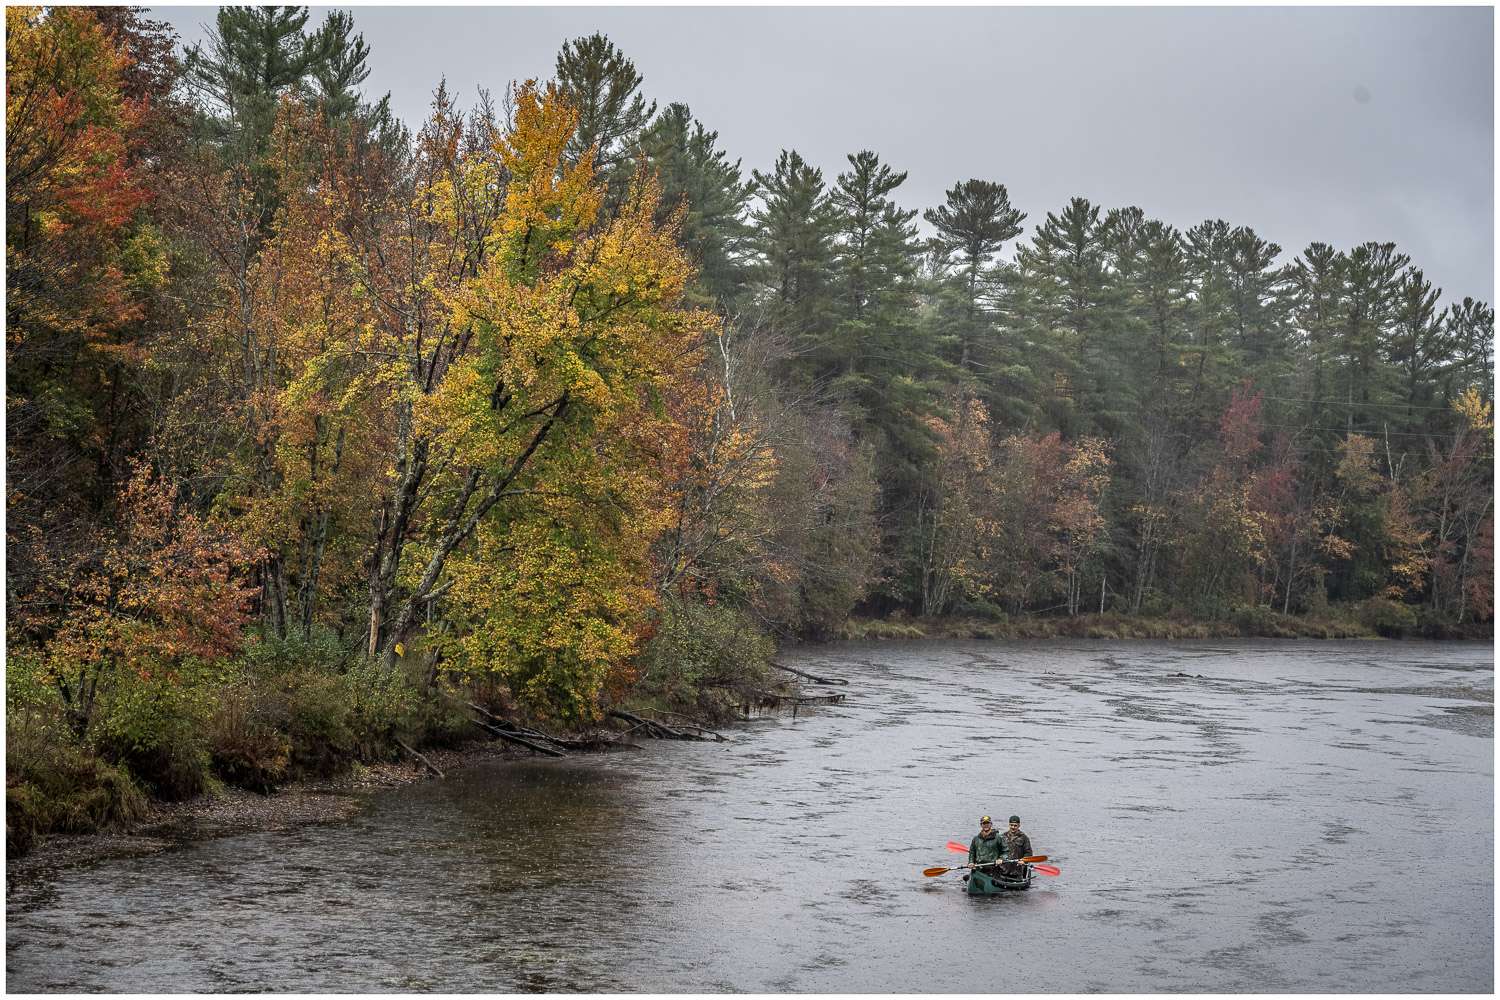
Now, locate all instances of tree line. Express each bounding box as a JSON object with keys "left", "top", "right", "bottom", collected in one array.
[{"left": 8, "top": 7, "right": 1493, "bottom": 745}]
